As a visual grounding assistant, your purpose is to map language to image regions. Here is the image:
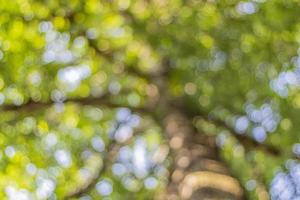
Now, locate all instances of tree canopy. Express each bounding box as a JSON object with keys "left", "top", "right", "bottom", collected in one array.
[{"left": 0, "top": 0, "right": 300, "bottom": 199}]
